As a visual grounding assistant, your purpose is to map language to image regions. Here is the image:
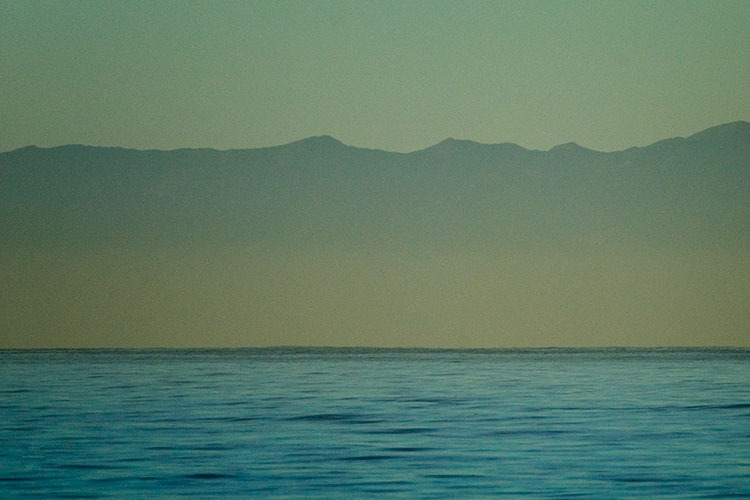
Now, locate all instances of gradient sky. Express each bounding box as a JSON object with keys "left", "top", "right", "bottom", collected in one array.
[{"left": 2, "top": 0, "right": 749, "bottom": 153}]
